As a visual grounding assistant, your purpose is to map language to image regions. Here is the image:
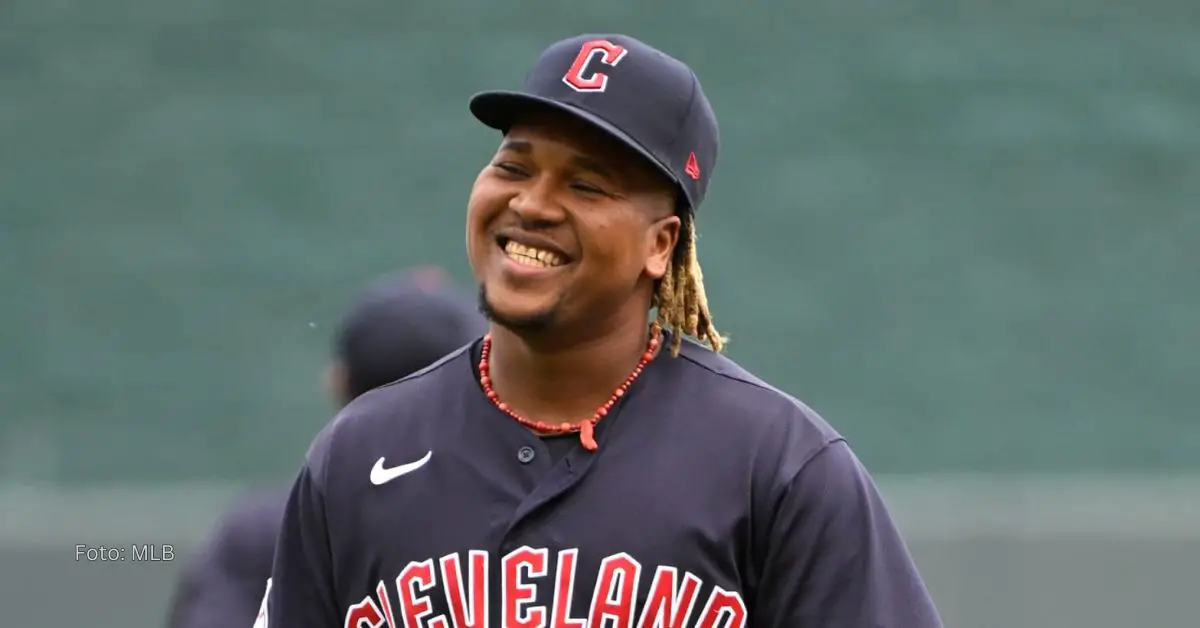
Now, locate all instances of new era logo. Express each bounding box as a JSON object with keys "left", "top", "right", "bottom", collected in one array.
[{"left": 684, "top": 152, "right": 701, "bottom": 180}]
